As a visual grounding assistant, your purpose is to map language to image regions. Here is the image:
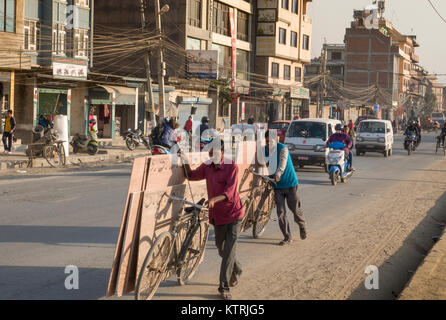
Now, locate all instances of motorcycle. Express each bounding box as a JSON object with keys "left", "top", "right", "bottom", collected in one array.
[
  {"left": 124, "top": 128, "right": 151, "bottom": 151},
  {"left": 70, "top": 127, "right": 99, "bottom": 155},
  {"left": 404, "top": 132, "right": 418, "bottom": 156},
  {"left": 327, "top": 142, "right": 353, "bottom": 186}
]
